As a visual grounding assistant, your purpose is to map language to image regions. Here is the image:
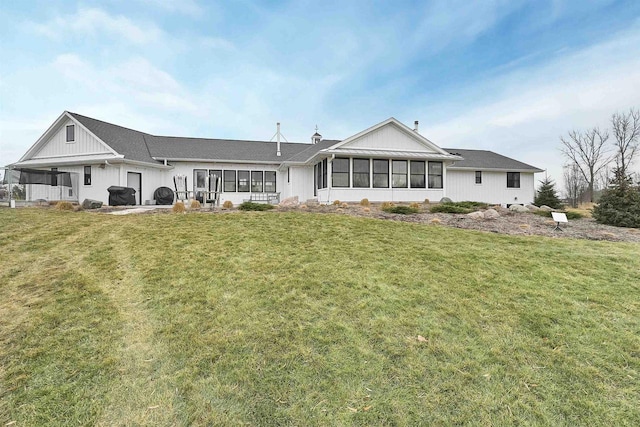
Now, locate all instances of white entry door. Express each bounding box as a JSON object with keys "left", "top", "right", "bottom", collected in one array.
[{"left": 127, "top": 172, "right": 142, "bottom": 205}]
